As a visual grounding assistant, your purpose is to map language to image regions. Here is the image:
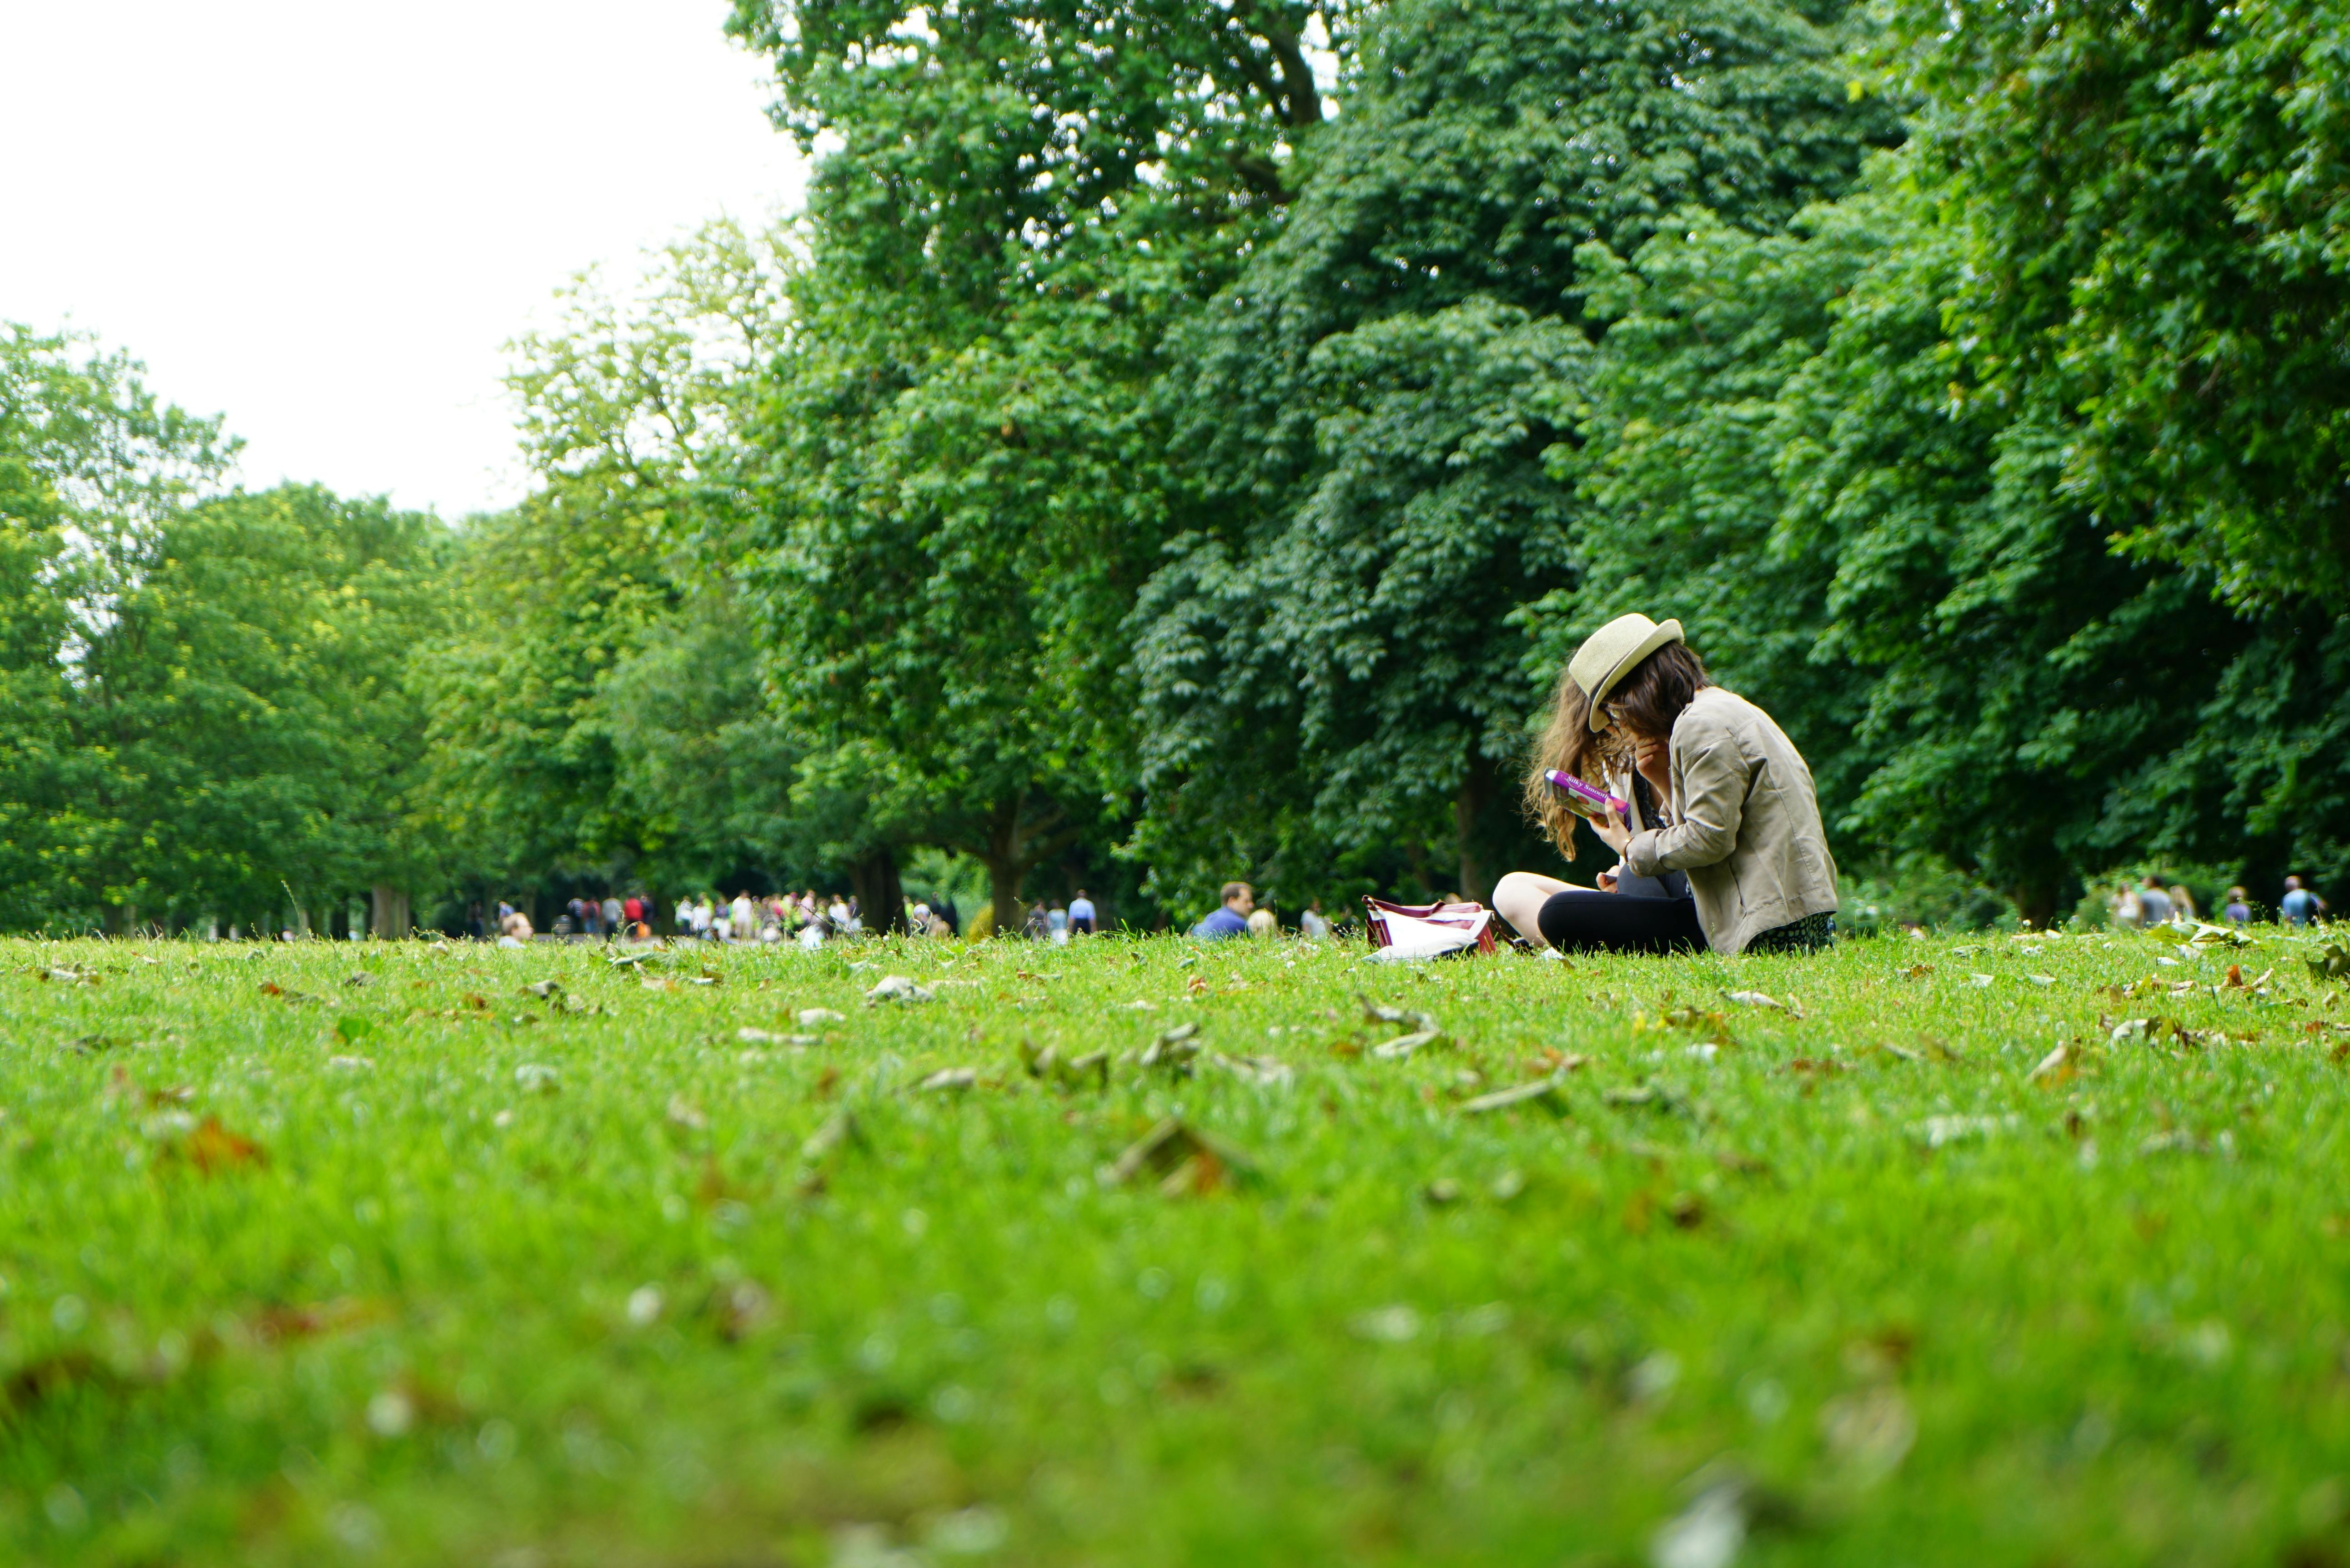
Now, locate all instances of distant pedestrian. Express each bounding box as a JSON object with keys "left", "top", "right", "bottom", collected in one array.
[
  {"left": 1068, "top": 889, "right": 1096, "bottom": 935},
  {"left": 601, "top": 895, "right": 623, "bottom": 937},
  {"left": 1048, "top": 905, "right": 1070, "bottom": 944},
  {"left": 2167, "top": 884, "right": 2199, "bottom": 924},
  {"left": 1024, "top": 900, "right": 1050, "bottom": 940},
  {"left": 2283, "top": 876, "right": 2328, "bottom": 928},
  {"left": 2111, "top": 885, "right": 2143, "bottom": 929},
  {"left": 2224, "top": 886, "right": 2251, "bottom": 925},
  {"left": 2137, "top": 875, "right": 2174, "bottom": 928},
  {"left": 674, "top": 900, "right": 693, "bottom": 939},
  {"left": 1192, "top": 882, "right": 1253, "bottom": 940},
  {"left": 1247, "top": 908, "right": 1276, "bottom": 939},
  {"left": 624, "top": 894, "right": 644, "bottom": 934},
  {"left": 1300, "top": 900, "right": 1330, "bottom": 940}
]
